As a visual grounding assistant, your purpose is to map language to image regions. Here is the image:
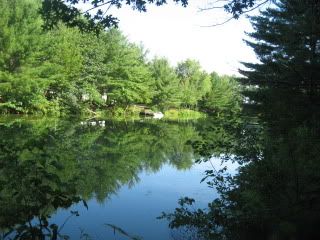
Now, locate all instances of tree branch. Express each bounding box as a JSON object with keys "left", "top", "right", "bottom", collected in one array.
[
  {"left": 83, "top": 1, "right": 113, "bottom": 13},
  {"left": 201, "top": 16, "right": 234, "bottom": 27},
  {"left": 200, "top": 0, "right": 269, "bottom": 27}
]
